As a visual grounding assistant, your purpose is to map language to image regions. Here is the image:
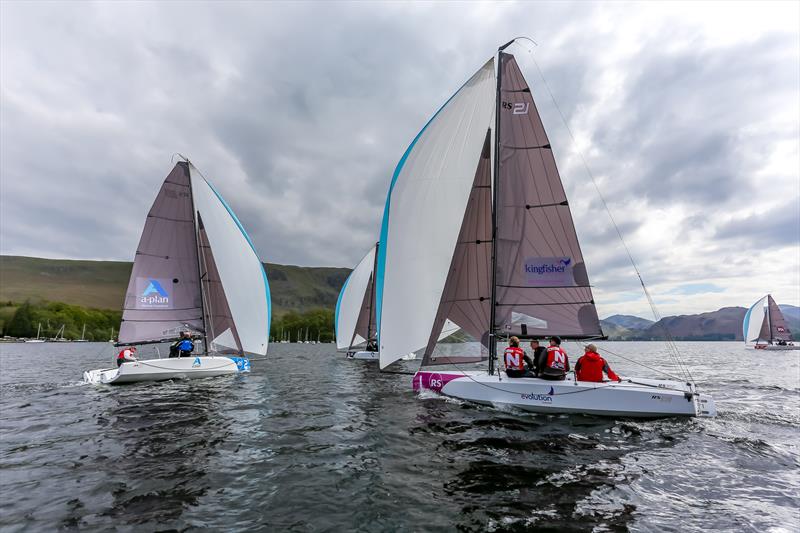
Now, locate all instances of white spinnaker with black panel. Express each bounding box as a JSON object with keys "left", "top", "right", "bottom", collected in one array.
[{"left": 376, "top": 59, "right": 496, "bottom": 369}]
